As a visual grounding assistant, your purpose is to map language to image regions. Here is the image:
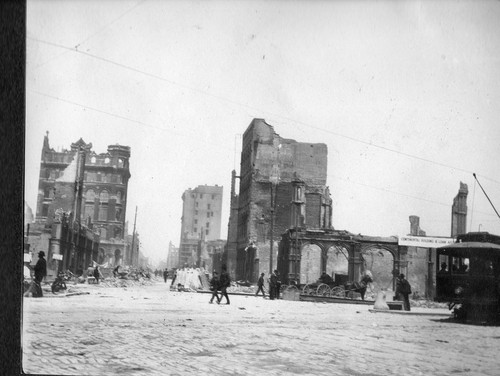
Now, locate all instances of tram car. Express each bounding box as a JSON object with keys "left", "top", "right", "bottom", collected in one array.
[{"left": 435, "top": 232, "right": 500, "bottom": 323}]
